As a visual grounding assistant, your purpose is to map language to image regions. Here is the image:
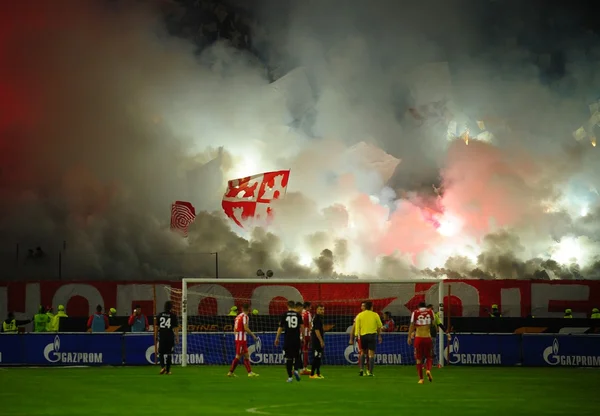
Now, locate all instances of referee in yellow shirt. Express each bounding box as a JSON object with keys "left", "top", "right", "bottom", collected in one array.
[{"left": 355, "top": 301, "right": 383, "bottom": 376}]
